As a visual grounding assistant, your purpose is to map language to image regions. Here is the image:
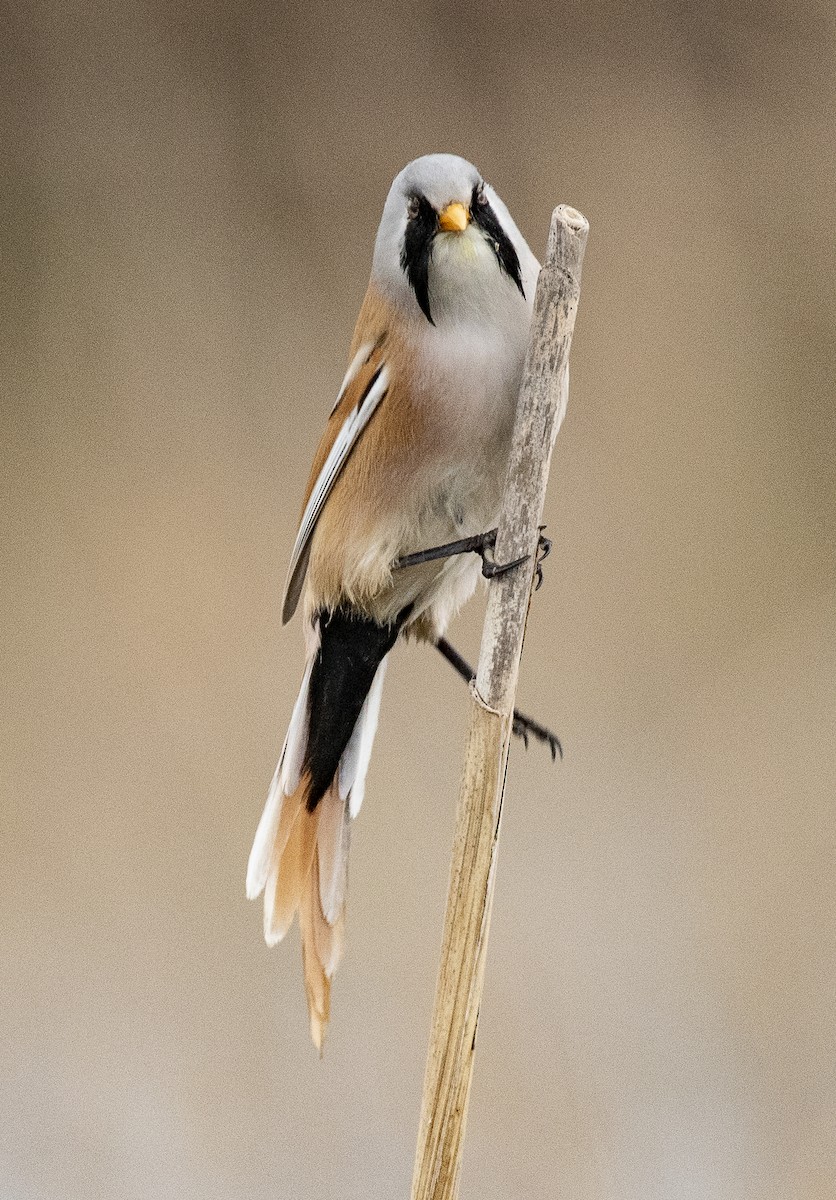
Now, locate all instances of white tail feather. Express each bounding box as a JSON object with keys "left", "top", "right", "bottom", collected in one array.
[
  {"left": 246, "top": 657, "right": 316, "bottom": 901},
  {"left": 246, "top": 762, "right": 284, "bottom": 901},
  {"left": 279, "top": 658, "right": 314, "bottom": 796},
  {"left": 344, "top": 660, "right": 387, "bottom": 818},
  {"left": 247, "top": 643, "right": 390, "bottom": 1047}
]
